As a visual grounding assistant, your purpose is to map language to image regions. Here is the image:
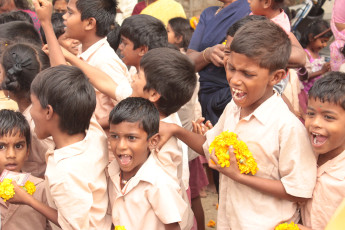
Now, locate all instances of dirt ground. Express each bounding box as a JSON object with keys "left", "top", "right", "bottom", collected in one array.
[{"left": 200, "top": 185, "right": 219, "bottom": 230}]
